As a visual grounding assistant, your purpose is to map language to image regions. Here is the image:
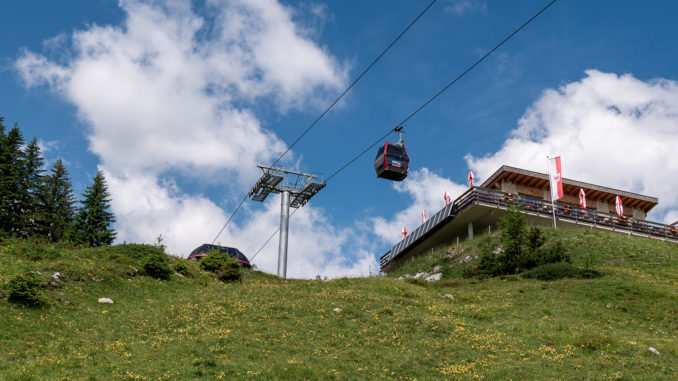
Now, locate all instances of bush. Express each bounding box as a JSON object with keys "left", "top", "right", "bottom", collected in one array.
[
  {"left": 473, "top": 207, "right": 572, "bottom": 278},
  {"left": 216, "top": 261, "right": 242, "bottom": 283},
  {"left": 199, "top": 250, "right": 231, "bottom": 273},
  {"left": 143, "top": 254, "right": 173, "bottom": 280},
  {"left": 199, "top": 250, "right": 243, "bottom": 282},
  {"left": 4, "top": 272, "right": 48, "bottom": 306},
  {"left": 173, "top": 260, "right": 193, "bottom": 277}
]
